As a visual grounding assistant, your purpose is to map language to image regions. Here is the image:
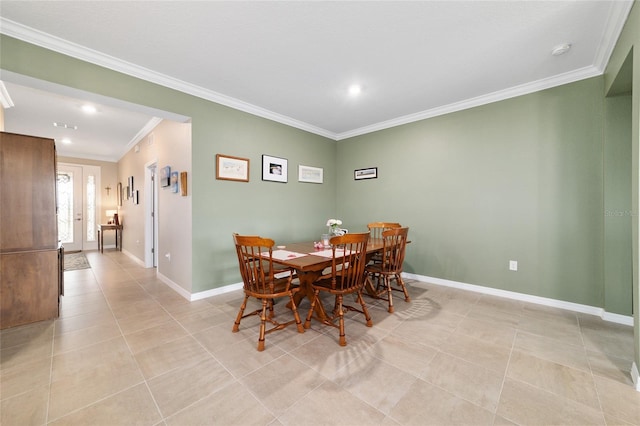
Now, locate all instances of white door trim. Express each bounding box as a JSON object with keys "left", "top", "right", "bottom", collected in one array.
[{"left": 144, "top": 160, "right": 158, "bottom": 268}]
